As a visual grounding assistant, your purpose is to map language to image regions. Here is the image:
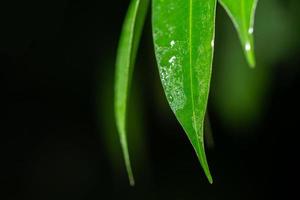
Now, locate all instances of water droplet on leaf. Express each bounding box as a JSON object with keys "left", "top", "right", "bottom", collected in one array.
[
  {"left": 248, "top": 27, "right": 254, "bottom": 34},
  {"left": 211, "top": 39, "right": 214, "bottom": 48},
  {"left": 170, "top": 40, "right": 175, "bottom": 47},
  {"left": 245, "top": 42, "right": 251, "bottom": 51}
]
